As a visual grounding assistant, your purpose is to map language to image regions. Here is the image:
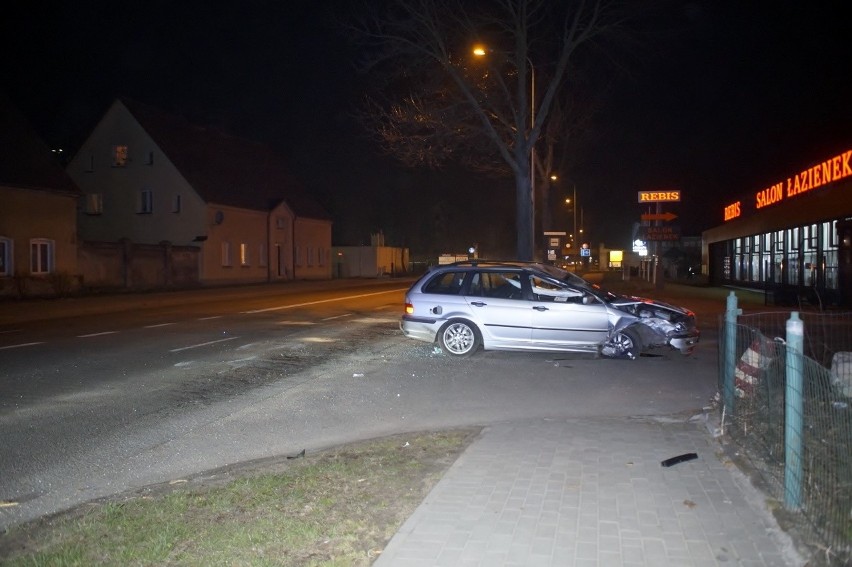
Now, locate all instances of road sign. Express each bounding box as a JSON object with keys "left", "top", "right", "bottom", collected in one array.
[
  {"left": 638, "top": 190, "right": 680, "bottom": 203},
  {"left": 640, "top": 212, "right": 678, "bottom": 222}
]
